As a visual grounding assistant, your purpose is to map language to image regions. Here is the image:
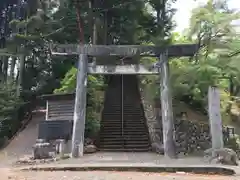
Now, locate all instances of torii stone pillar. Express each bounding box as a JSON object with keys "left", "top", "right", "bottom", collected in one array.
[
  {"left": 71, "top": 52, "right": 88, "bottom": 158},
  {"left": 159, "top": 52, "right": 176, "bottom": 158}
]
